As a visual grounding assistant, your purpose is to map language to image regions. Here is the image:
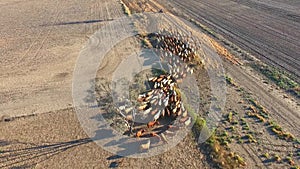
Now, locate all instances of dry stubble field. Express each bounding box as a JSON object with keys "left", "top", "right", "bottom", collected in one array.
[{"left": 1, "top": 0, "right": 300, "bottom": 168}]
